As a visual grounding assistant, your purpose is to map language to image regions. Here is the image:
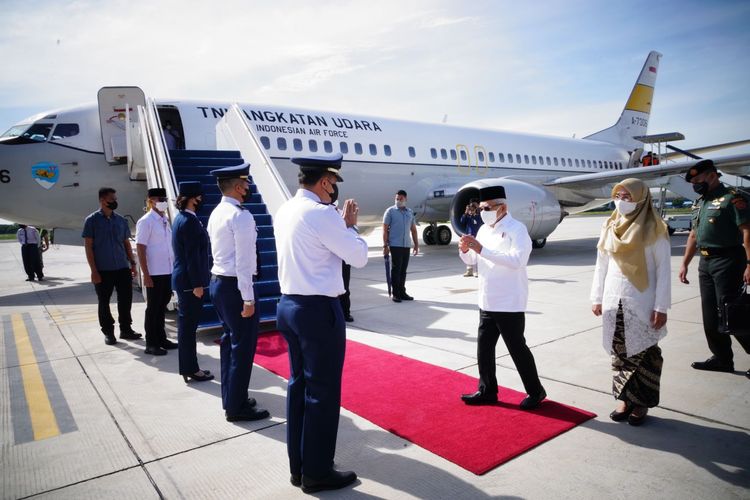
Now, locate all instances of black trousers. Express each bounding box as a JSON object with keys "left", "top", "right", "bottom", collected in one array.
[
  {"left": 339, "top": 262, "right": 351, "bottom": 316},
  {"left": 698, "top": 253, "right": 750, "bottom": 362},
  {"left": 144, "top": 274, "right": 172, "bottom": 348},
  {"left": 95, "top": 268, "right": 133, "bottom": 336},
  {"left": 21, "top": 244, "right": 43, "bottom": 279},
  {"left": 476, "top": 310, "right": 544, "bottom": 397},
  {"left": 176, "top": 289, "right": 202, "bottom": 375},
  {"left": 390, "top": 246, "right": 410, "bottom": 297}
]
